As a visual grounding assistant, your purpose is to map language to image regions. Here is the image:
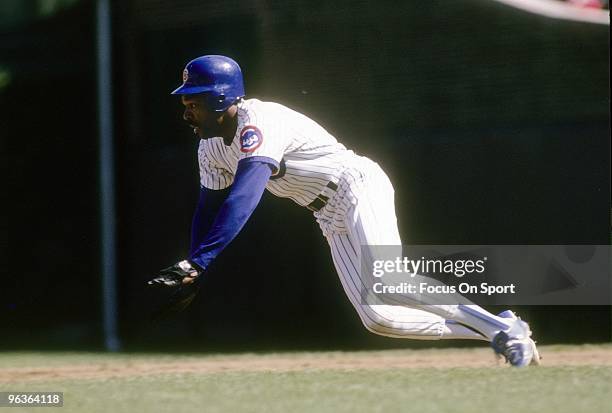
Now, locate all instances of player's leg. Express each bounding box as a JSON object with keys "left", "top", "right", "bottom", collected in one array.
[
  {"left": 326, "top": 231, "right": 487, "bottom": 340},
  {"left": 343, "top": 160, "right": 517, "bottom": 342},
  {"left": 327, "top": 232, "right": 443, "bottom": 339}
]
